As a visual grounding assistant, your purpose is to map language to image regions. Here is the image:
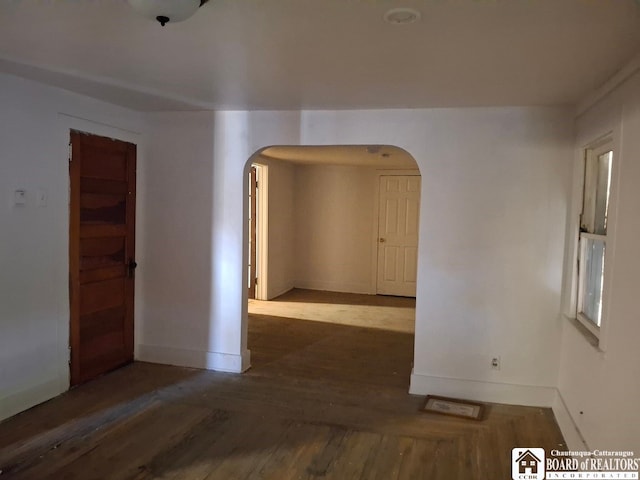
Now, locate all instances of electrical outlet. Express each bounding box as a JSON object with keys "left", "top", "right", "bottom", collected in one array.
[{"left": 491, "top": 356, "right": 501, "bottom": 370}]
